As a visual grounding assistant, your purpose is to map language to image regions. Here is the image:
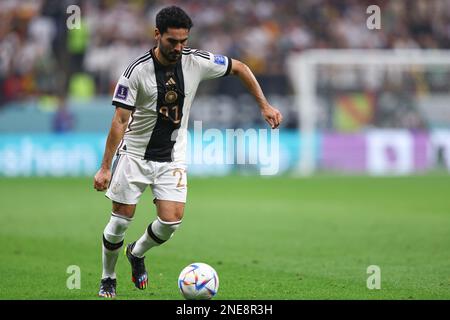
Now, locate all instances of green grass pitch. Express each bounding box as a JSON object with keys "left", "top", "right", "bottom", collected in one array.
[{"left": 0, "top": 175, "right": 449, "bottom": 300}]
